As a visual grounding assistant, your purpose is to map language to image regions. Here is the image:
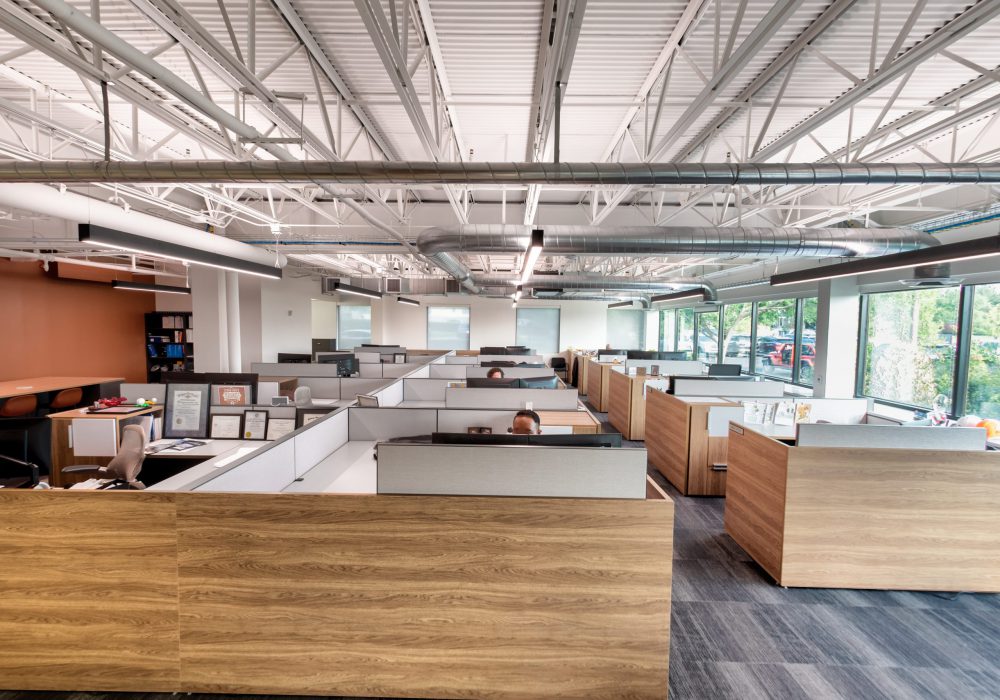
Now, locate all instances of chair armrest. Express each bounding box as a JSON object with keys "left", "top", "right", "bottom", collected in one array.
[{"left": 61, "top": 465, "right": 106, "bottom": 474}]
